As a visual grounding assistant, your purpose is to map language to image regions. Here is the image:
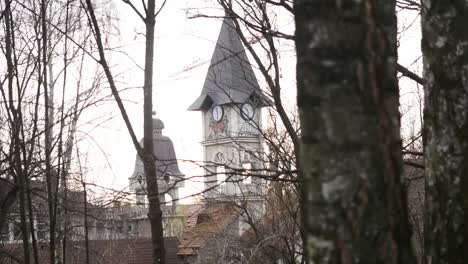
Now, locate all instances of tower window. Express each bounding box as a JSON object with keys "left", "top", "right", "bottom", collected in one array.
[
  {"left": 163, "top": 172, "right": 172, "bottom": 183},
  {"left": 216, "top": 166, "right": 226, "bottom": 185},
  {"left": 117, "top": 223, "right": 123, "bottom": 233},
  {"left": 0, "top": 223, "right": 8, "bottom": 241},
  {"left": 12, "top": 221, "right": 21, "bottom": 241},
  {"left": 137, "top": 174, "right": 144, "bottom": 185},
  {"left": 136, "top": 191, "right": 147, "bottom": 207},
  {"left": 36, "top": 221, "right": 47, "bottom": 240},
  {"left": 242, "top": 163, "right": 252, "bottom": 184}
]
